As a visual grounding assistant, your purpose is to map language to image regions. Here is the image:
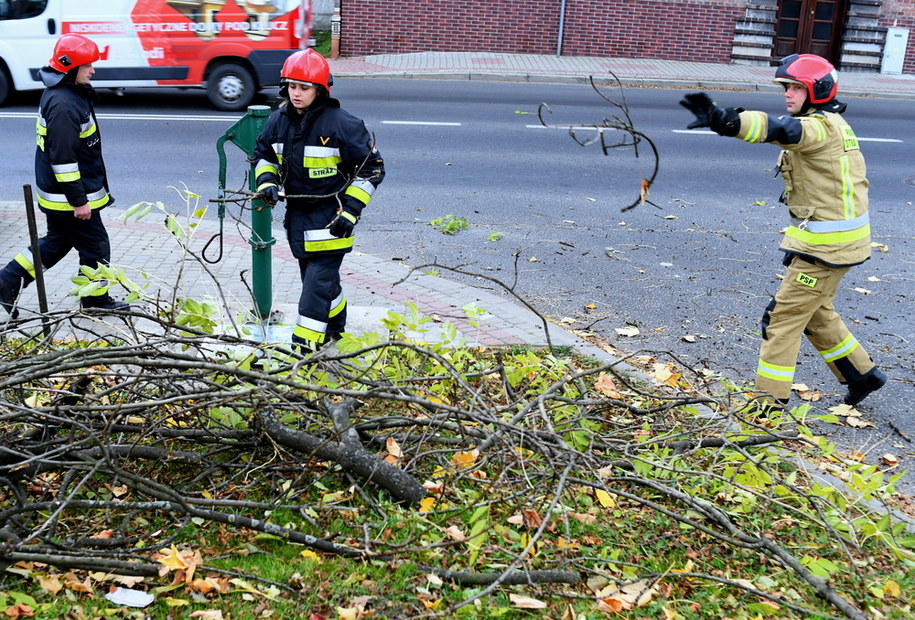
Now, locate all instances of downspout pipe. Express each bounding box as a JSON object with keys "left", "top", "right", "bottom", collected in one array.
[{"left": 557, "top": 0, "right": 567, "bottom": 56}]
